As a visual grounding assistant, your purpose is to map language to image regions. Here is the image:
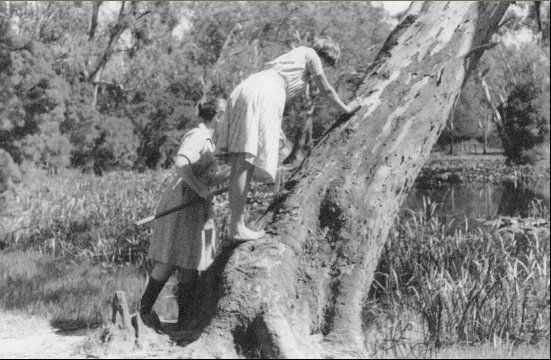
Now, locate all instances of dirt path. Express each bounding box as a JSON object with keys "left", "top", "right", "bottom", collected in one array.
[
  {"left": 0, "top": 312, "right": 186, "bottom": 358},
  {"left": 0, "top": 312, "right": 88, "bottom": 358}
]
